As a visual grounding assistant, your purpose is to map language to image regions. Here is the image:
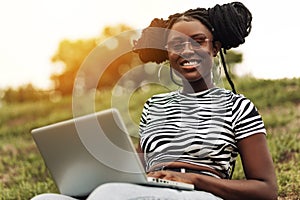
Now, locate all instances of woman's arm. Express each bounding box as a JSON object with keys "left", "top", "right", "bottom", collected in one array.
[{"left": 148, "top": 133, "right": 278, "bottom": 200}]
